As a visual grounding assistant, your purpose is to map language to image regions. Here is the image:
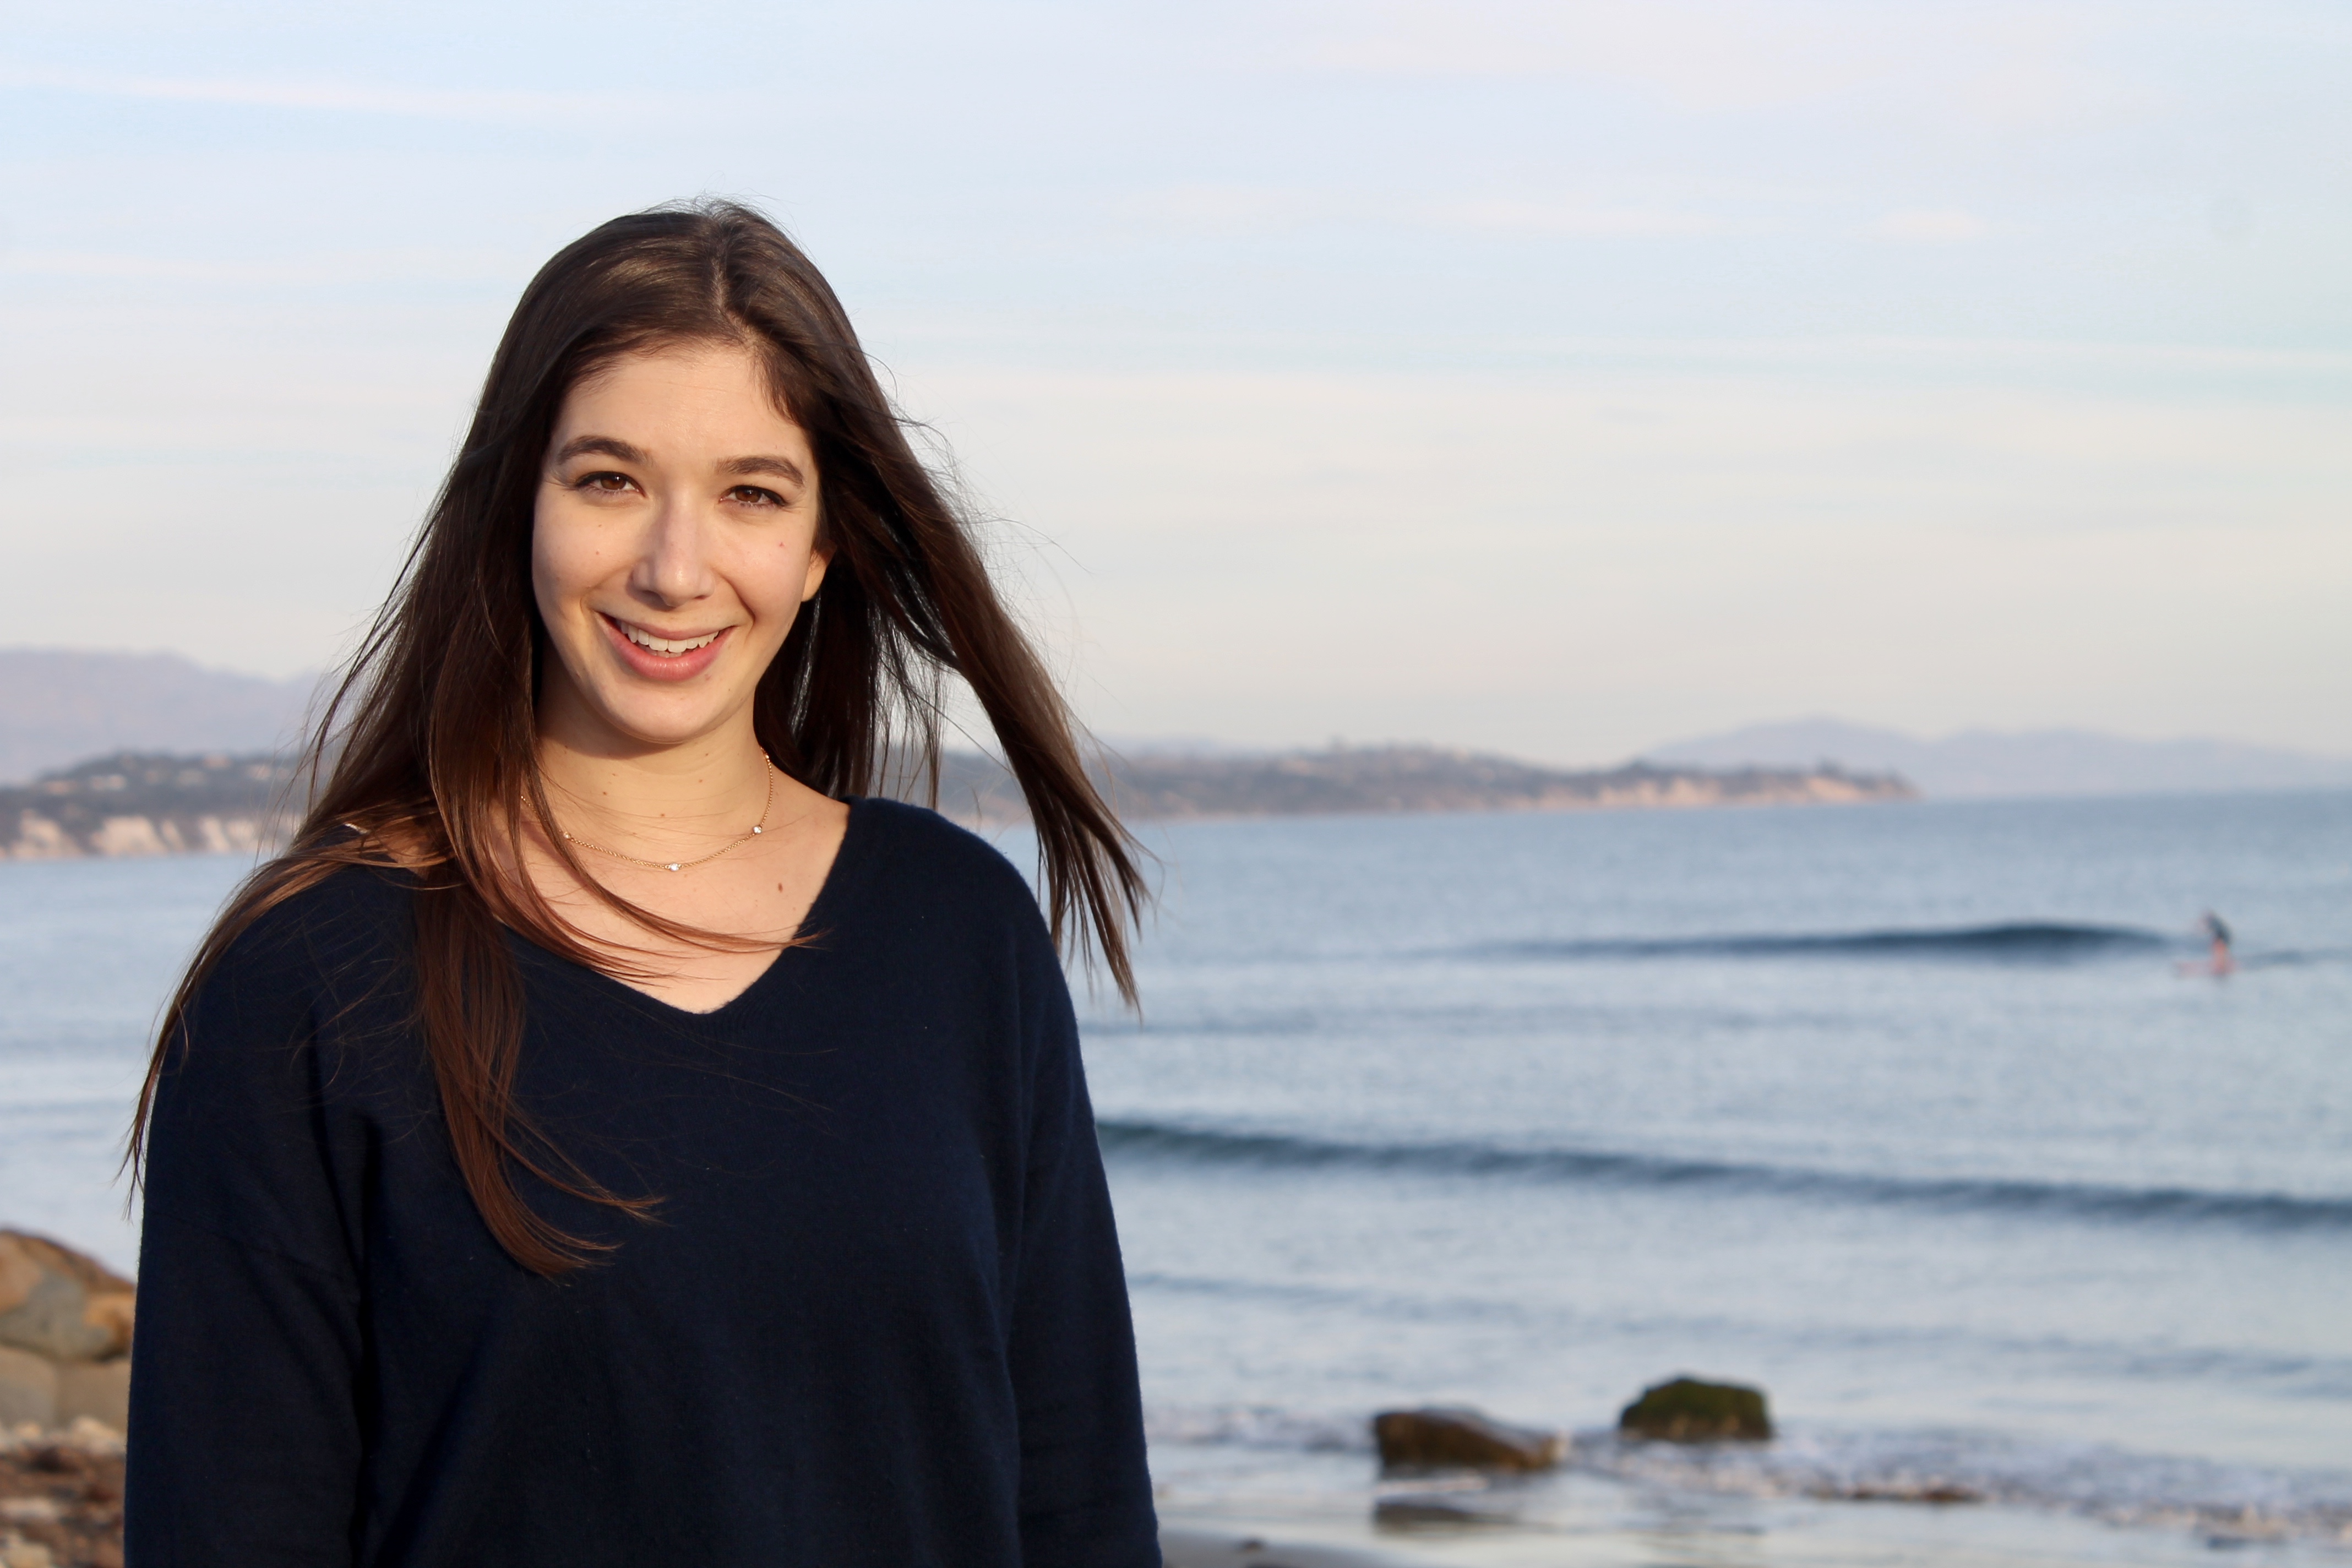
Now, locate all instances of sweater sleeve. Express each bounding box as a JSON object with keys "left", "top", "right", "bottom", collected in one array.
[
  {"left": 1005, "top": 937, "right": 1161, "bottom": 1568},
  {"left": 126, "top": 906, "right": 368, "bottom": 1568}
]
